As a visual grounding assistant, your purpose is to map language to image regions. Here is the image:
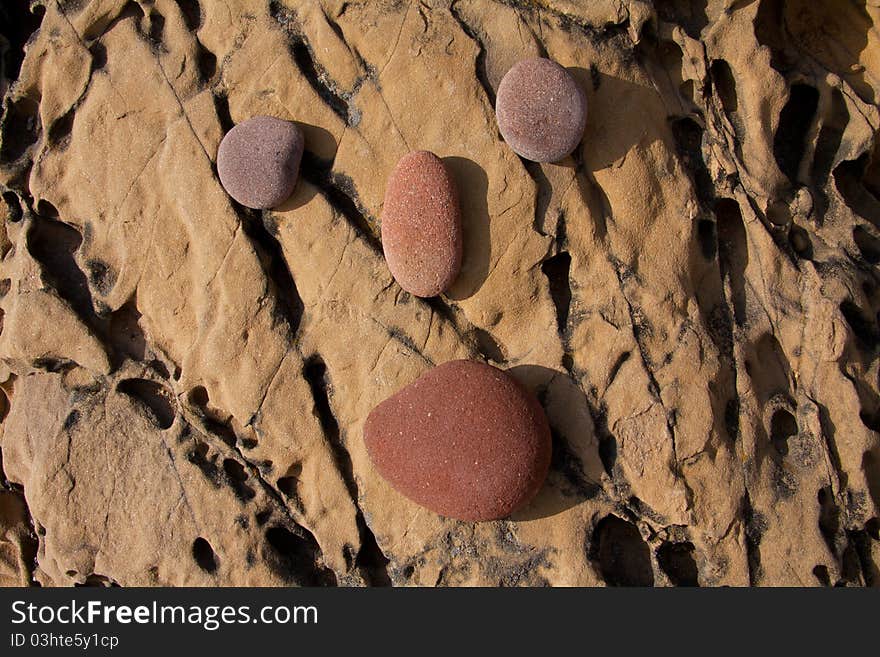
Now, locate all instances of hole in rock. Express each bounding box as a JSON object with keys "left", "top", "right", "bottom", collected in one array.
[
  {"left": 657, "top": 541, "right": 699, "bottom": 586},
  {"left": 696, "top": 219, "right": 716, "bottom": 260},
  {"left": 2, "top": 192, "right": 23, "bottom": 222},
  {"left": 0, "top": 97, "right": 40, "bottom": 164},
  {"left": 192, "top": 537, "right": 218, "bottom": 573},
  {"left": 277, "top": 463, "right": 302, "bottom": 498},
  {"left": 188, "top": 385, "right": 209, "bottom": 407},
  {"left": 769, "top": 409, "right": 797, "bottom": 456},
  {"left": 117, "top": 379, "right": 175, "bottom": 429},
  {"left": 542, "top": 252, "right": 572, "bottom": 335},
  {"left": 591, "top": 515, "right": 654, "bottom": 587},
  {"left": 812, "top": 565, "right": 831, "bottom": 587},
  {"left": 175, "top": 0, "right": 202, "bottom": 30},
  {"left": 670, "top": 117, "right": 713, "bottom": 206},
  {"left": 265, "top": 525, "right": 335, "bottom": 586},
  {"left": 840, "top": 300, "right": 879, "bottom": 349},
  {"left": 223, "top": 458, "right": 255, "bottom": 501},
  {"left": 773, "top": 84, "right": 819, "bottom": 182},
  {"left": 788, "top": 225, "right": 813, "bottom": 259},
  {"left": 854, "top": 226, "right": 880, "bottom": 264}
]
